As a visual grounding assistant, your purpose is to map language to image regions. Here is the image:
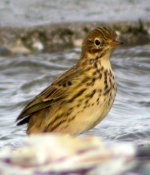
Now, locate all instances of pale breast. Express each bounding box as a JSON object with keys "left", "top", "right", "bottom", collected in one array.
[{"left": 65, "top": 68, "right": 117, "bottom": 134}]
